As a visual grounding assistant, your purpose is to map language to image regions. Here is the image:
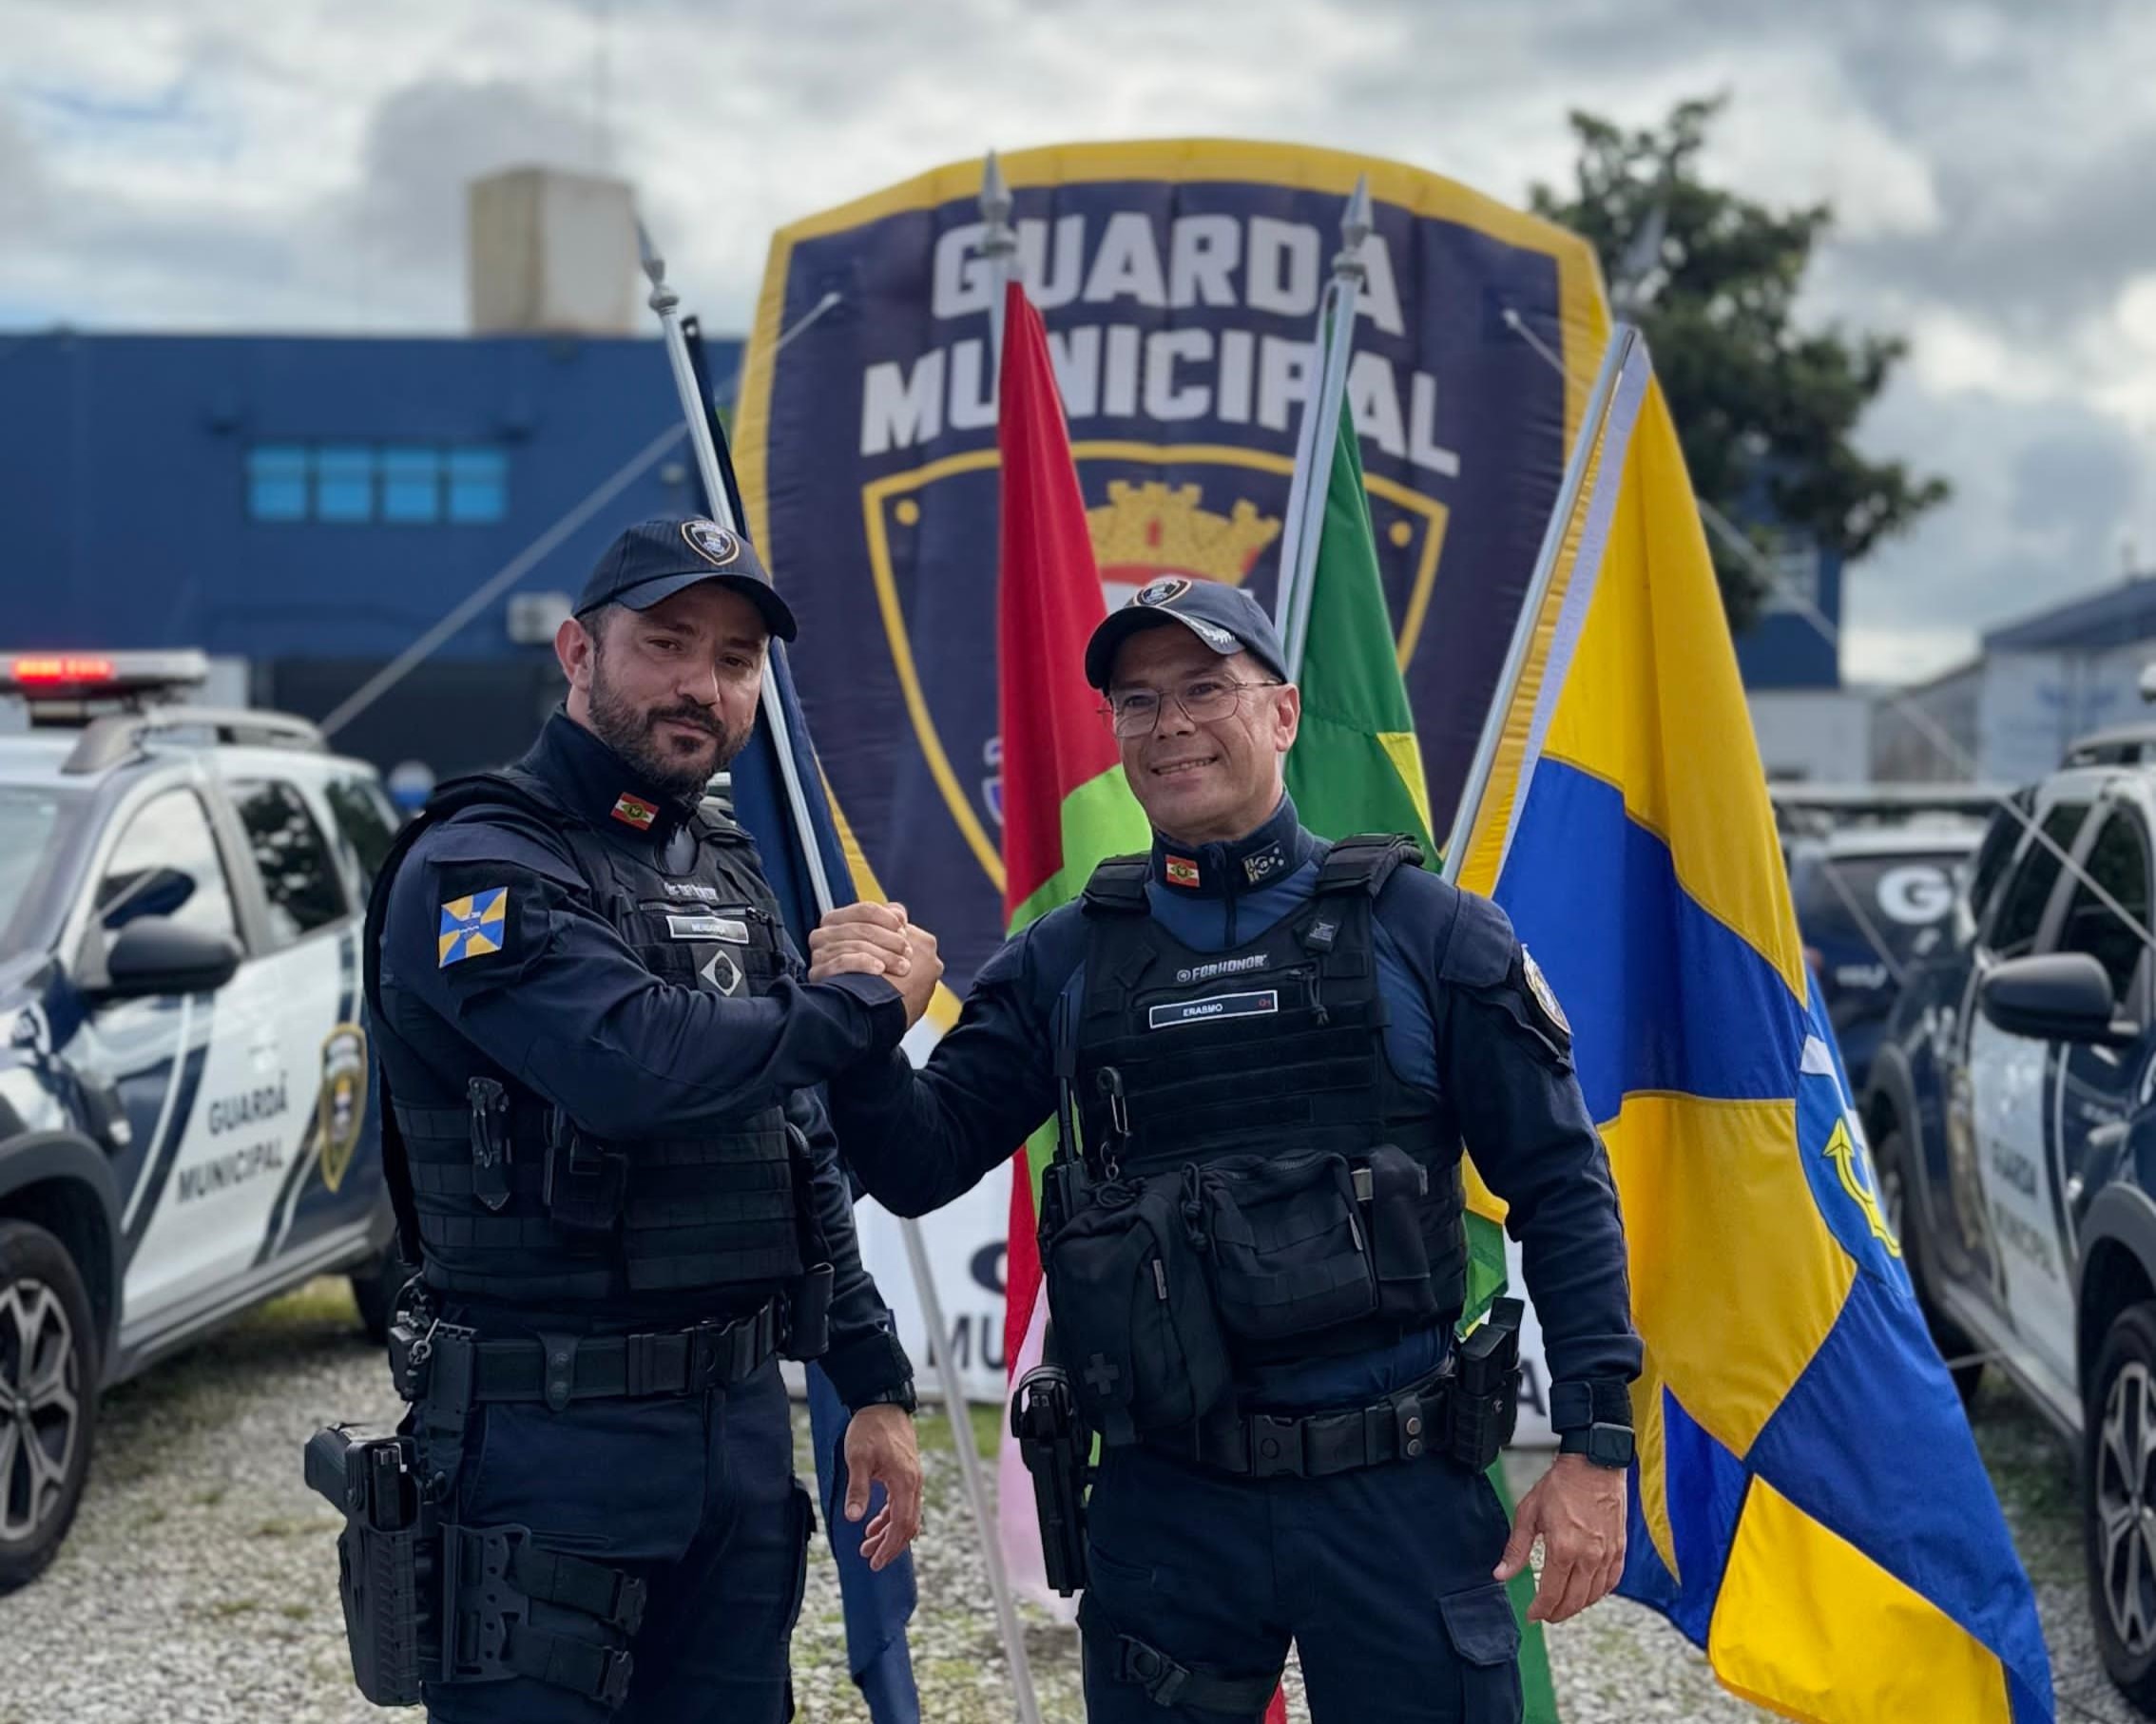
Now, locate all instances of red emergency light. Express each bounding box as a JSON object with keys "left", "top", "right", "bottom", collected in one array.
[{"left": 11, "top": 655, "right": 117, "bottom": 684}]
